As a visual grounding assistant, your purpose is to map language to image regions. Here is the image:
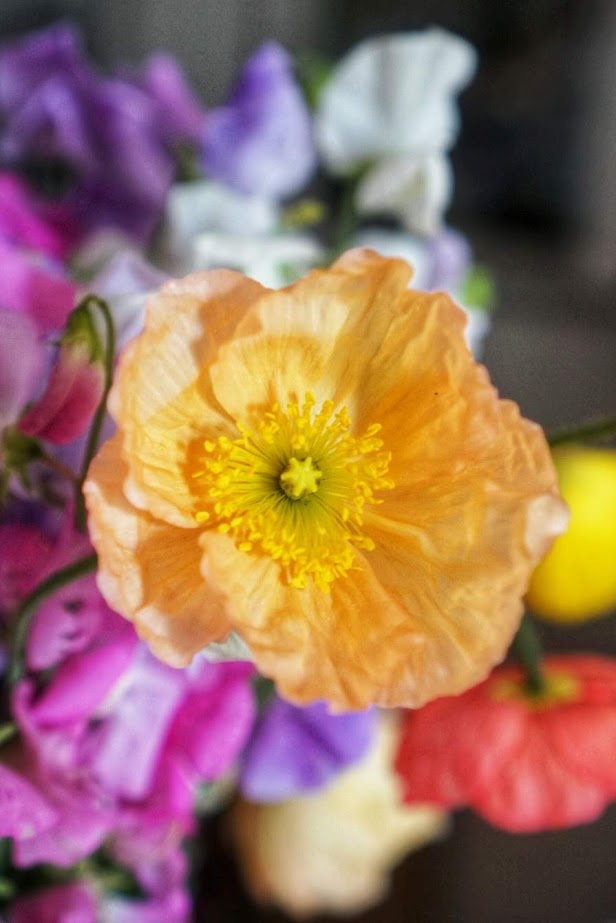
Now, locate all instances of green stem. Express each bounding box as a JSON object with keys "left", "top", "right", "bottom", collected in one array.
[
  {"left": 40, "top": 448, "right": 79, "bottom": 484},
  {"left": 511, "top": 614, "right": 546, "bottom": 696},
  {"left": 75, "top": 297, "right": 116, "bottom": 532},
  {"left": 8, "top": 553, "right": 98, "bottom": 687},
  {"left": 547, "top": 415, "right": 616, "bottom": 447},
  {"left": 329, "top": 175, "right": 360, "bottom": 262}
]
